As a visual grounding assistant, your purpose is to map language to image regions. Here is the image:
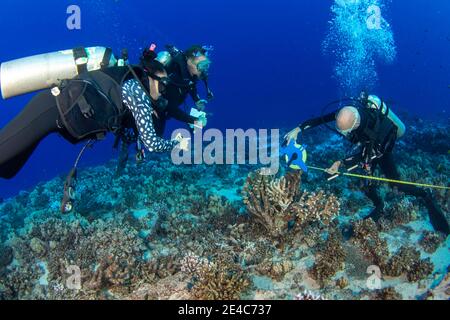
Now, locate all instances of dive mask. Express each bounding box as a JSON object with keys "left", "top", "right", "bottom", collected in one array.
[
  {"left": 149, "top": 74, "right": 170, "bottom": 86},
  {"left": 196, "top": 59, "right": 211, "bottom": 78},
  {"left": 149, "top": 74, "right": 171, "bottom": 93}
]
